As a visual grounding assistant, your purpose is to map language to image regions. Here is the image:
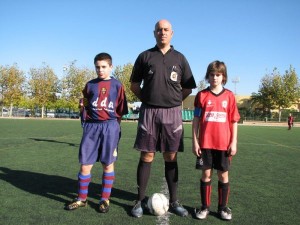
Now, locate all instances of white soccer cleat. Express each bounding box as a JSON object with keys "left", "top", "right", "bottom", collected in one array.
[{"left": 195, "top": 207, "right": 209, "bottom": 219}]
